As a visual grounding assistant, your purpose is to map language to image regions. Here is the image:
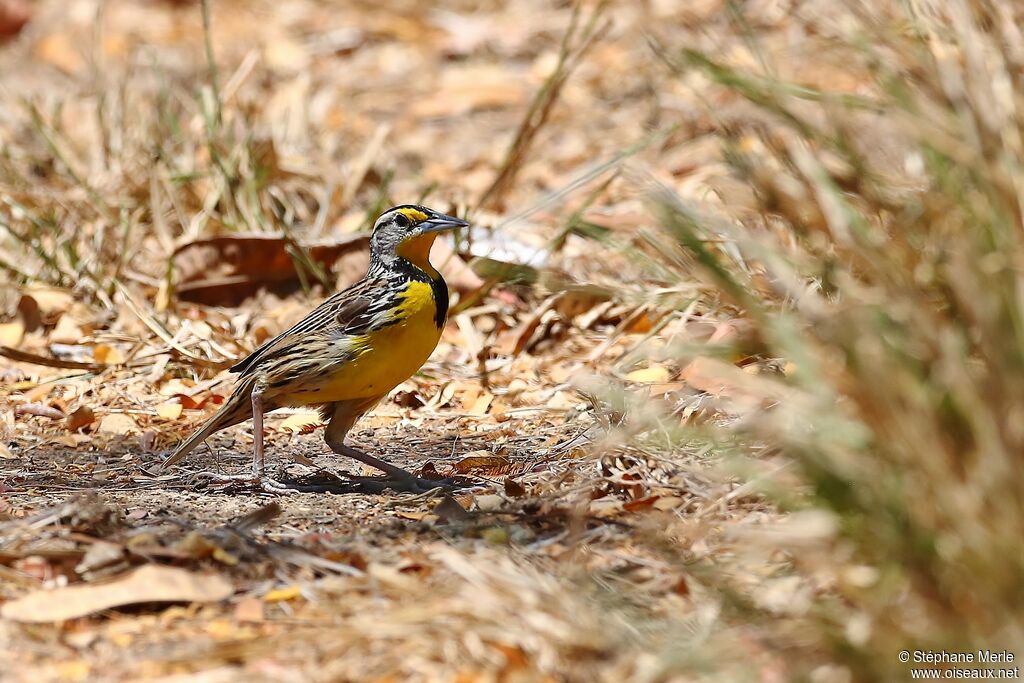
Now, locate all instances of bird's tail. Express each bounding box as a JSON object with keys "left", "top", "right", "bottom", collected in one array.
[{"left": 159, "top": 376, "right": 258, "bottom": 471}]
